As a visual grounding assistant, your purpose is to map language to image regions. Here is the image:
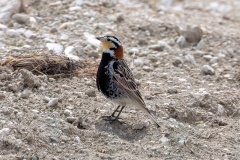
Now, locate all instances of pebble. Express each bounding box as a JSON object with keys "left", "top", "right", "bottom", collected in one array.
[
  {"left": 20, "top": 89, "right": 30, "bottom": 99},
  {"left": 132, "top": 123, "right": 144, "bottom": 130},
  {"left": 64, "top": 46, "right": 80, "bottom": 61},
  {"left": 210, "top": 57, "right": 218, "bottom": 64},
  {"left": 0, "top": 24, "right": 8, "bottom": 31},
  {"left": 201, "top": 65, "right": 215, "bottom": 75},
  {"left": 85, "top": 90, "right": 96, "bottom": 97},
  {"left": 0, "top": 93, "right": 5, "bottom": 99},
  {"left": 43, "top": 96, "right": 51, "bottom": 103},
  {"left": 176, "top": 35, "right": 187, "bottom": 48},
  {"left": 148, "top": 44, "right": 164, "bottom": 51},
  {"left": 133, "top": 59, "right": 143, "bottom": 67},
  {"left": 160, "top": 136, "right": 169, "bottom": 144},
  {"left": 75, "top": 136, "right": 81, "bottom": 143},
  {"left": 128, "top": 47, "right": 139, "bottom": 55},
  {"left": 167, "top": 88, "right": 178, "bottom": 94},
  {"left": 184, "top": 55, "right": 197, "bottom": 66},
  {"left": 0, "top": 128, "right": 10, "bottom": 137},
  {"left": 0, "top": 0, "right": 21, "bottom": 22},
  {"left": 46, "top": 43, "right": 64, "bottom": 54},
  {"left": 64, "top": 109, "right": 72, "bottom": 116},
  {"left": 173, "top": 57, "right": 183, "bottom": 67},
  {"left": 5, "top": 29, "right": 20, "bottom": 37},
  {"left": 197, "top": 39, "right": 206, "bottom": 49},
  {"left": 12, "top": 13, "right": 29, "bottom": 24},
  {"left": 142, "top": 66, "right": 153, "bottom": 72},
  {"left": 217, "top": 104, "right": 226, "bottom": 116},
  {"left": 47, "top": 98, "right": 59, "bottom": 107},
  {"left": 178, "top": 139, "right": 185, "bottom": 145},
  {"left": 88, "top": 50, "right": 99, "bottom": 58},
  {"left": 49, "top": 136, "right": 58, "bottom": 143},
  {"left": 203, "top": 55, "right": 212, "bottom": 61}
]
